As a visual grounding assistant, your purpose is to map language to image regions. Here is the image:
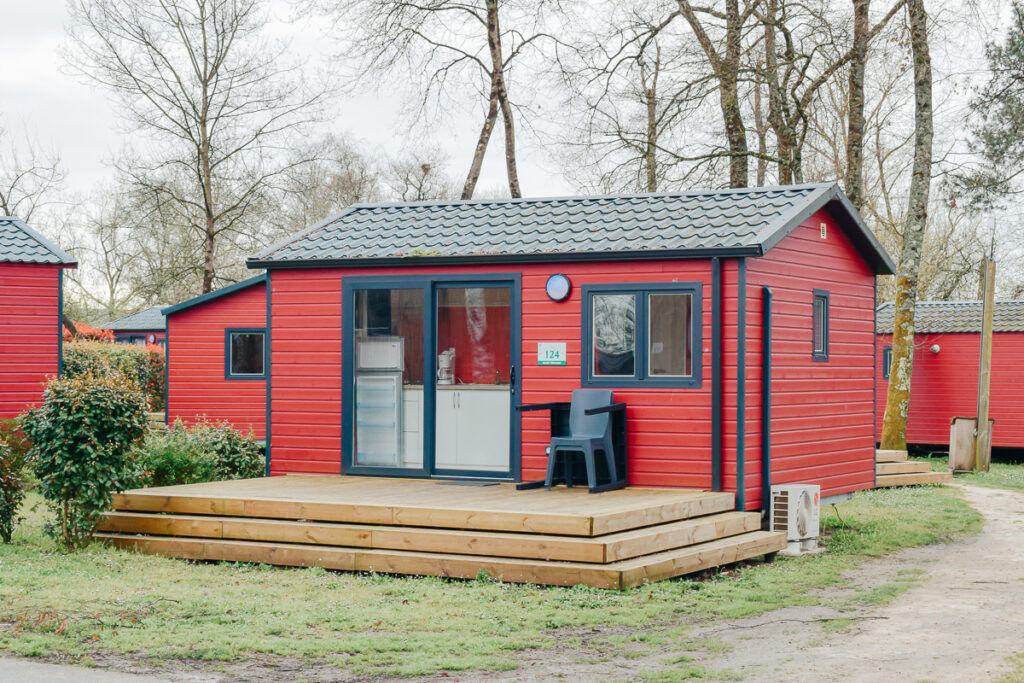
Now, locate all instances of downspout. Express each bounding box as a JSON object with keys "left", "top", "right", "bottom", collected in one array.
[
  {"left": 164, "top": 312, "right": 169, "bottom": 426},
  {"left": 873, "top": 277, "right": 877, "bottom": 488},
  {"left": 711, "top": 257, "right": 722, "bottom": 492},
  {"left": 761, "top": 286, "right": 773, "bottom": 513},
  {"left": 265, "top": 271, "right": 272, "bottom": 477},
  {"left": 736, "top": 259, "right": 746, "bottom": 510}
]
